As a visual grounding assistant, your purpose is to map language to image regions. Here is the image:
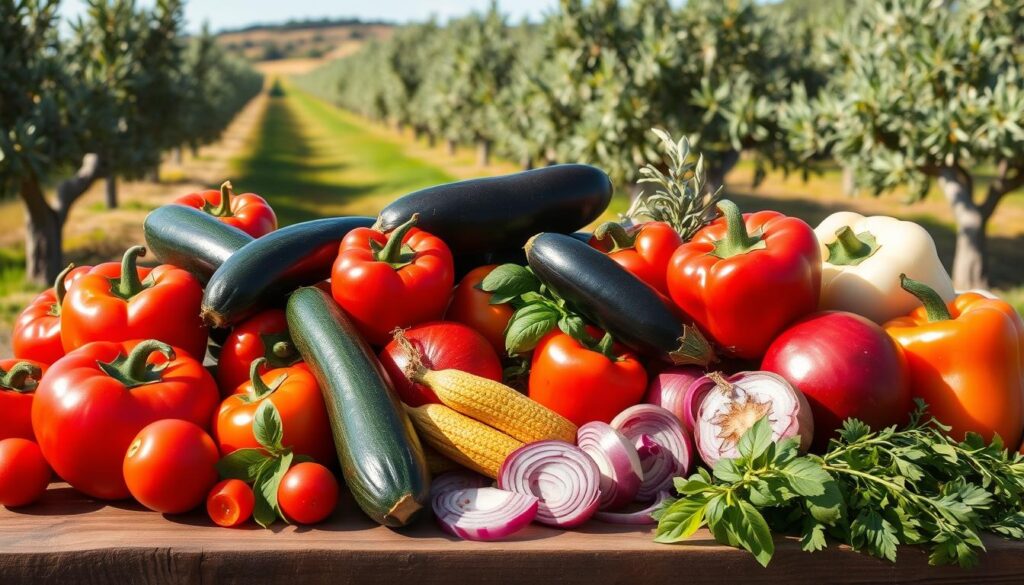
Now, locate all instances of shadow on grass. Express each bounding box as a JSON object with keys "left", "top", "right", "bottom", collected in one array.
[{"left": 728, "top": 189, "right": 1024, "bottom": 288}]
